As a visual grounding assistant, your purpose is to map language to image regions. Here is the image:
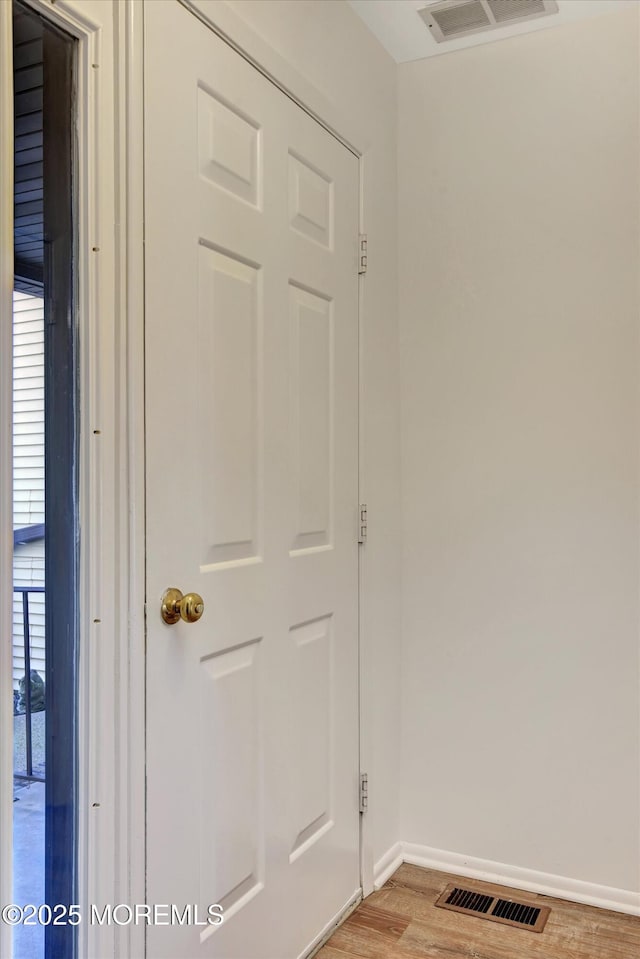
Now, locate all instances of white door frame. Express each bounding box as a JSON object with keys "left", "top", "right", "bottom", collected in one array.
[
  {"left": 2, "top": 2, "right": 375, "bottom": 956},
  {"left": 0, "top": 6, "right": 16, "bottom": 955}
]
